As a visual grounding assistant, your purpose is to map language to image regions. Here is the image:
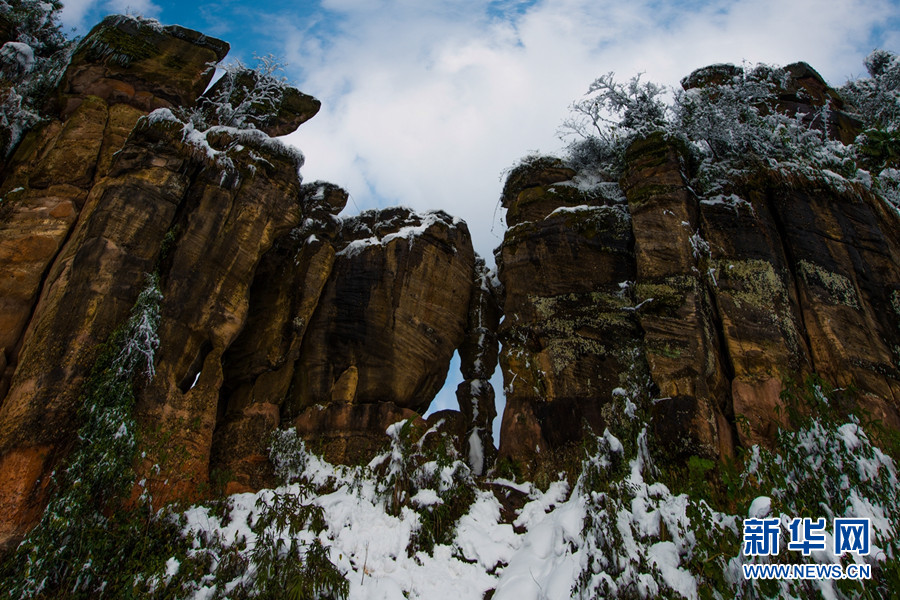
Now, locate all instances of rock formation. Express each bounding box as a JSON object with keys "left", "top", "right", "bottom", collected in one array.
[
  {"left": 494, "top": 65, "right": 900, "bottom": 469},
  {"left": 213, "top": 206, "right": 476, "bottom": 487},
  {"left": 0, "top": 15, "right": 481, "bottom": 551},
  {"left": 495, "top": 157, "right": 644, "bottom": 464},
  {"left": 0, "top": 16, "right": 231, "bottom": 550},
  {"left": 1, "top": 11, "right": 899, "bottom": 562}
]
